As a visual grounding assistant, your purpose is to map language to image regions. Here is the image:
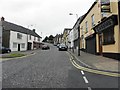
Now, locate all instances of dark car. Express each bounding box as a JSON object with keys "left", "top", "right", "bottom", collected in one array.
[
  {"left": 53, "top": 43, "right": 57, "bottom": 46},
  {"left": 58, "top": 44, "right": 68, "bottom": 51},
  {"left": 42, "top": 45, "right": 50, "bottom": 50},
  {"left": 0, "top": 46, "right": 11, "bottom": 54}
]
